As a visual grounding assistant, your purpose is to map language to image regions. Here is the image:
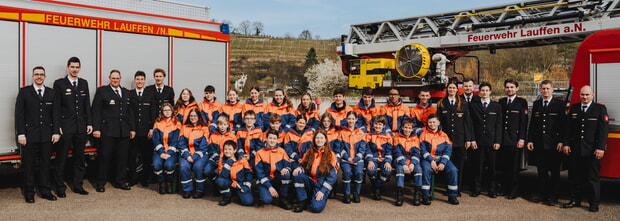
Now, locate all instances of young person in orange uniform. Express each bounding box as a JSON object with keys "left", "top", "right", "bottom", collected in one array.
[
  {"left": 393, "top": 118, "right": 423, "bottom": 206},
  {"left": 151, "top": 103, "right": 181, "bottom": 194},
  {"left": 218, "top": 89, "right": 243, "bottom": 132},
  {"left": 178, "top": 108, "right": 210, "bottom": 199},
  {"left": 292, "top": 130, "right": 338, "bottom": 213},
  {"left": 411, "top": 87, "right": 437, "bottom": 132},
  {"left": 295, "top": 92, "right": 320, "bottom": 130},
  {"left": 365, "top": 115, "right": 394, "bottom": 201},
  {"left": 324, "top": 88, "right": 353, "bottom": 130},
  {"left": 216, "top": 140, "right": 254, "bottom": 206},
  {"left": 205, "top": 115, "right": 237, "bottom": 186},
  {"left": 235, "top": 110, "right": 263, "bottom": 166},
  {"left": 353, "top": 88, "right": 380, "bottom": 130},
  {"left": 283, "top": 115, "right": 314, "bottom": 169},
  {"left": 420, "top": 114, "right": 459, "bottom": 205},
  {"left": 173, "top": 88, "right": 198, "bottom": 124},
  {"left": 255, "top": 129, "right": 292, "bottom": 210},
  {"left": 262, "top": 113, "right": 286, "bottom": 148},
  {"left": 314, "top": 112, "right": 341, "bottom": 199},
  {"left": 263, "top": 88, "right": 296, "bottom": 131},
  {"left": 198, "top": 85, "right": 222, "bottom": 128},
  {"left": 338, "top": 111, "right": 367, "bottom": 204},
  {"left": 242, "top": 86, "right": 266, "bottom": 130},
  {"left": 380, "top": 88, "right": 411, "bottom": 133},
  {"left": 437, "top": 81, "right": 473, "bottom": 197}
]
